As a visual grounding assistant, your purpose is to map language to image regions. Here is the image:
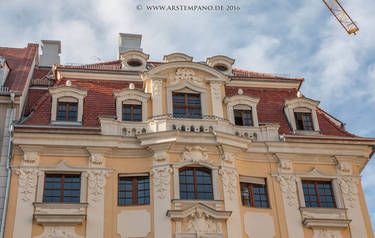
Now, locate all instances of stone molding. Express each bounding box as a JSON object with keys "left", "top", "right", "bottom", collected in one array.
[
  {"left": 300, "top": 207, "right": 350, "bottom": 229},
  {"left": 34, "top": 202, "right": 87, "bottom": 225},
  {"left": 164, "top": 53, "right": 193, "bottom": 63}
]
